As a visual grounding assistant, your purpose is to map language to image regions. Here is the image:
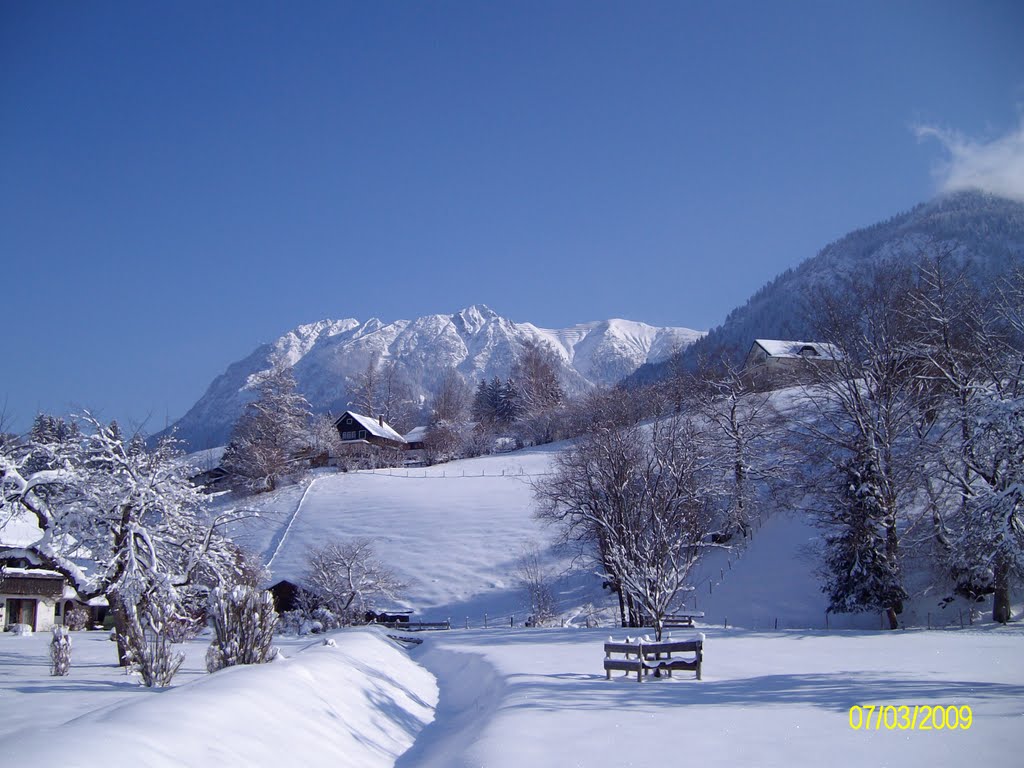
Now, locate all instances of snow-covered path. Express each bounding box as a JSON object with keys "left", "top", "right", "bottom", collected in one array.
[
  {"left": 264, "top": 474, "right": 320, "bottom": 569},
  {"left": 405, "top": 625, "right": 1024, "bottom": 768}
]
